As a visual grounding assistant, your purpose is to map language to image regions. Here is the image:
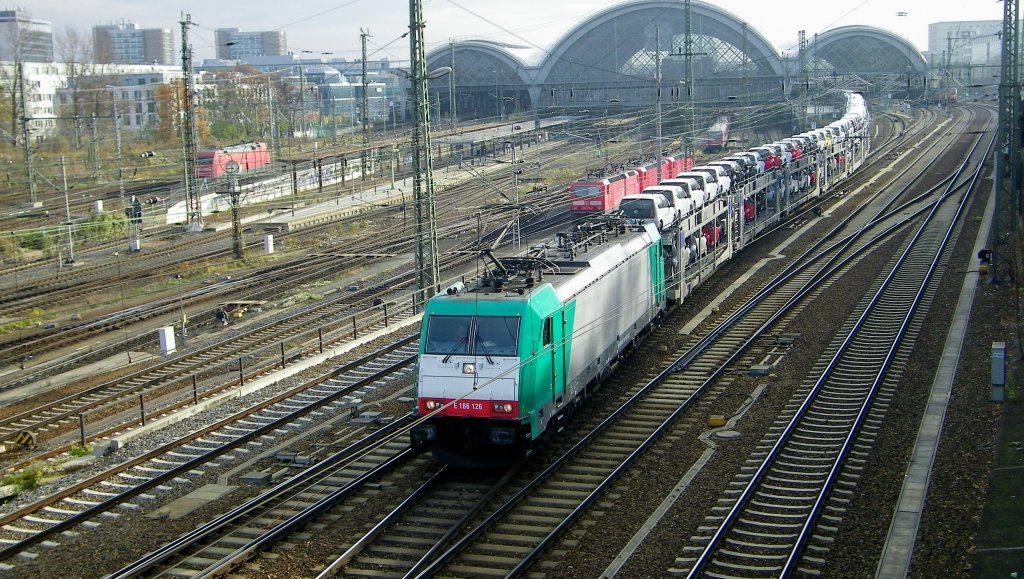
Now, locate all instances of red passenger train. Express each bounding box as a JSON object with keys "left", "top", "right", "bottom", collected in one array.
[
  {"left": 704, "top": 116, "right": 730, "bottom": 151},
  {"left": 195, "top": 142, "right": 271, "bottom": 178}
]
